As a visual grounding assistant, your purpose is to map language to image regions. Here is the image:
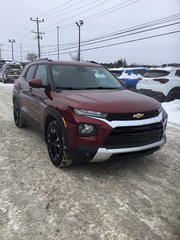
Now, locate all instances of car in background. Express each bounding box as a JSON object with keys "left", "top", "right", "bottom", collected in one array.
[
  {"left": 137, "top": 67, "right": 180, "bottom": 102},
  {"left": 117, "top": 67, "right": 148, "bottom": 90},
  {"left": 0, "top": 62, "right": 23, "bottom": 83},
  {"left": 12, "top": 59, "right": 167, "bottom": 168},
  {"left": 109, "top": 68, "right": 124, "bottom": 78}
]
